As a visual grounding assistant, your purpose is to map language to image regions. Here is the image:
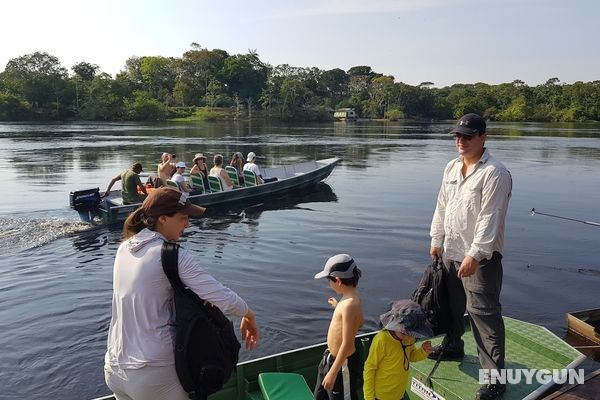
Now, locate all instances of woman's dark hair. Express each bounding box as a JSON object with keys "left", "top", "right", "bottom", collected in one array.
[
  {"left": 124, "top": 208, "right": 156, "bottom": 239},
  {"left": 213, "top": 154, "right": 223, "bottom": 166},
  {"left": 123, "top": 207, "right": 176, "bottom": 239}
]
